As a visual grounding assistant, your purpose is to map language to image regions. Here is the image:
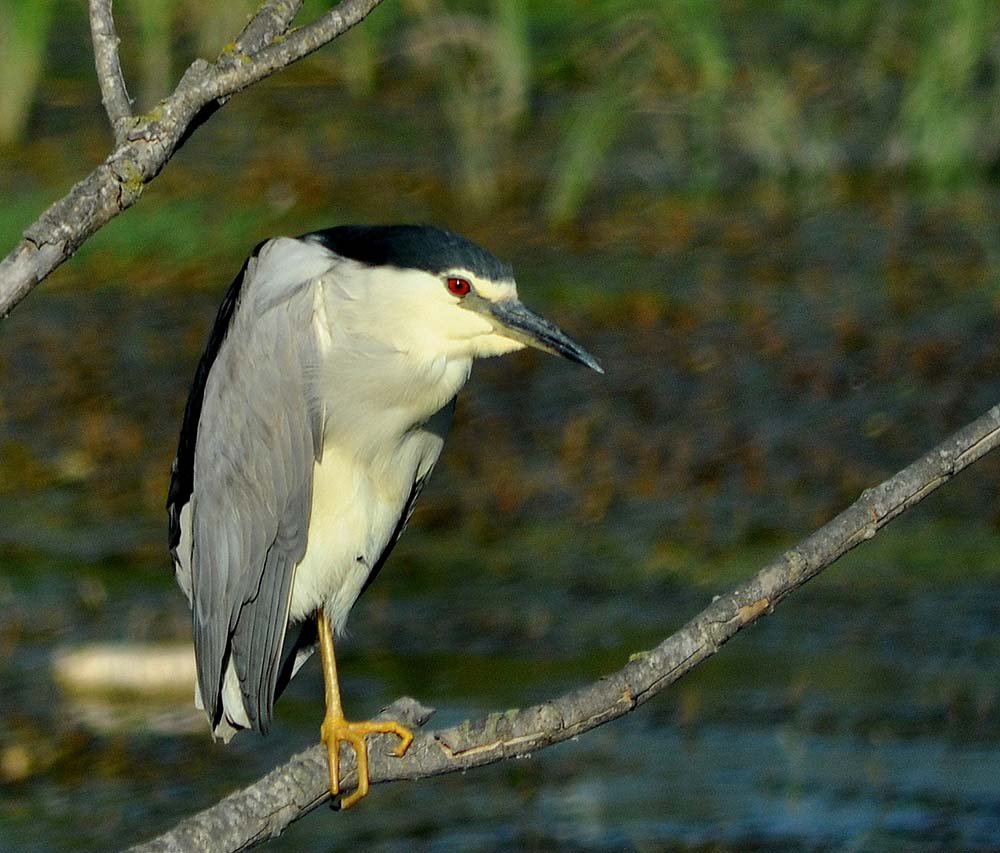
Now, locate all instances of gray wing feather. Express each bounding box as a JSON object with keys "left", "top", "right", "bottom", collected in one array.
[
  {"left": 191, "top": 243, "right": 326, "bottom": 730},
  {"left": 230, "top": 548, "right": 295, "bottom": 732}
]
